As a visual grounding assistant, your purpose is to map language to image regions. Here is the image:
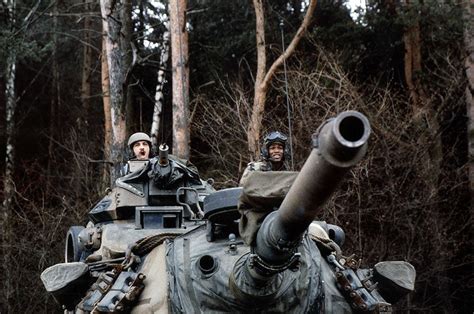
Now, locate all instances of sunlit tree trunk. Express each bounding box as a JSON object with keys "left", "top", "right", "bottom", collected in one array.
[
  {"left": 101, "top": 30, "right": 112, "bottom": 186},
  {"left": 151, "top": 13, "right": 170, "bottom": 148},
  {"left": 101, "top": 0, "right": 127, "bottom": 182},
  {"left": 2, "top": 1, "right": 16, "bottom": 310},
  {"left": 169, "top": 0, "right": 190, "bottom": 159},
  {"left": 247, "top": 0, "right": 317, "bottom": 159},
  {"left": 248, "top": 0, "right": 266, "bottom": 160}
]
